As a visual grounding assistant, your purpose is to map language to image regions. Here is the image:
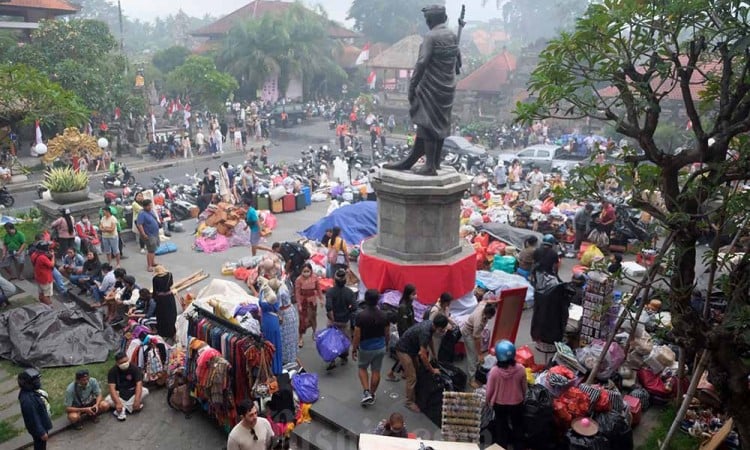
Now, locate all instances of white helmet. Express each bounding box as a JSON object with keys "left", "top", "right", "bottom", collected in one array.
[
  {"left": 347, "top": 146, "right": 353, "bottom": 152},
  {"left": 354, "top": 163, "right": 362, "bottom": 169},
  {"left": 322, "top": 145, "right": 329, "bottom": 151}
]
